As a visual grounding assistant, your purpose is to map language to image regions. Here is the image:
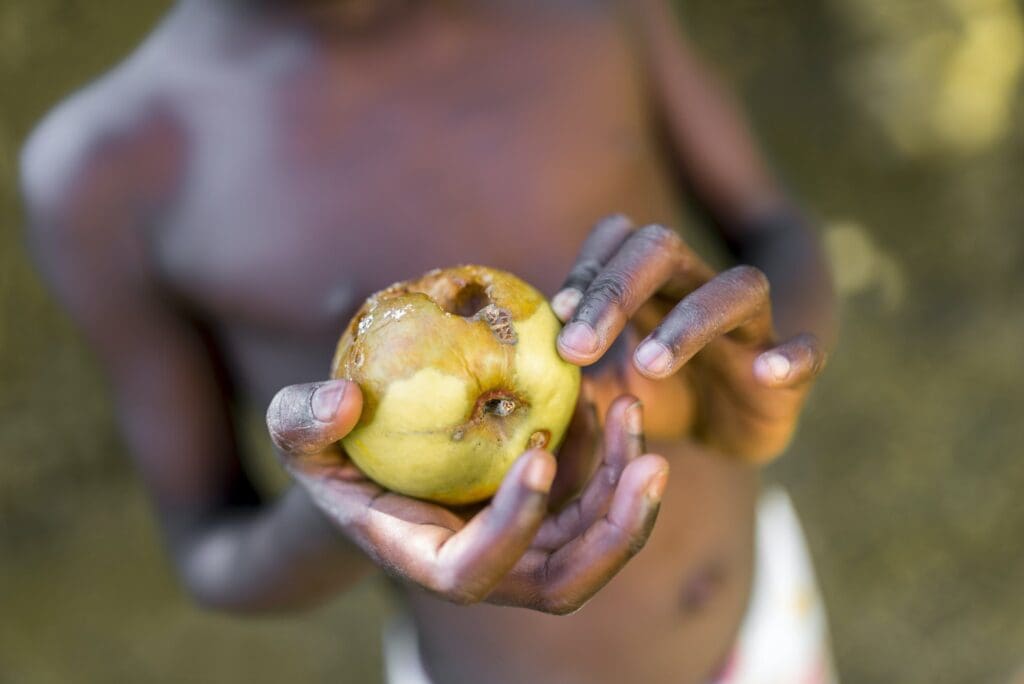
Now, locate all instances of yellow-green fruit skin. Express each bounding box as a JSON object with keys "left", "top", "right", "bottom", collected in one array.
[{"left": 331, "top": 265, "right": 581, "bottom": 505}]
